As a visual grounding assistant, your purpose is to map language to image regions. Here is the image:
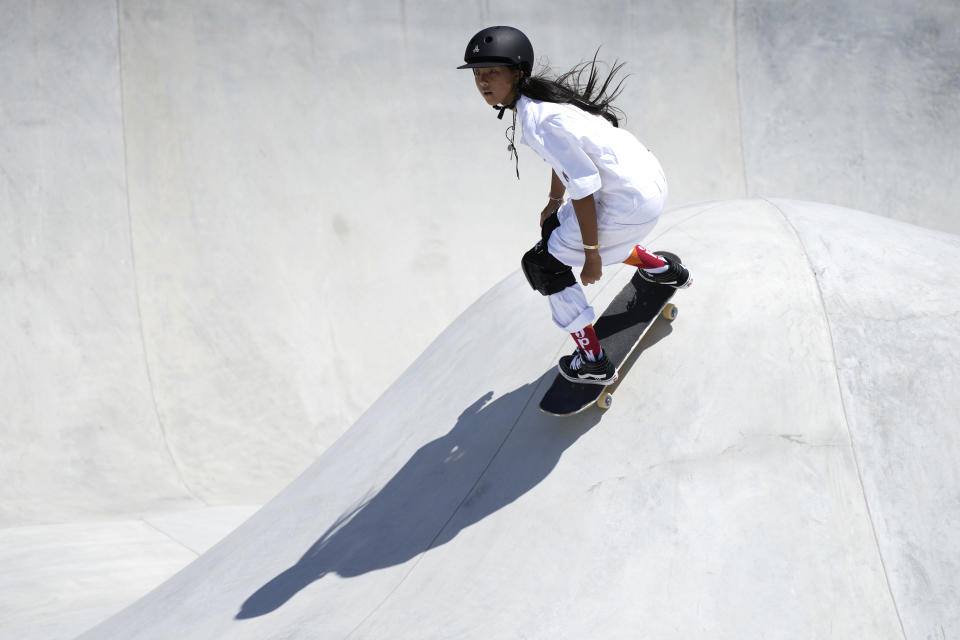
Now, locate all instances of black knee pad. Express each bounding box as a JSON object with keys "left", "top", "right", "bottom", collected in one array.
[
  {"left": 521, "top": 211, "right": 576, "bottom": 296},
  {"left": 521, "top": 245, "right": 576, "bottom": 295}
]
